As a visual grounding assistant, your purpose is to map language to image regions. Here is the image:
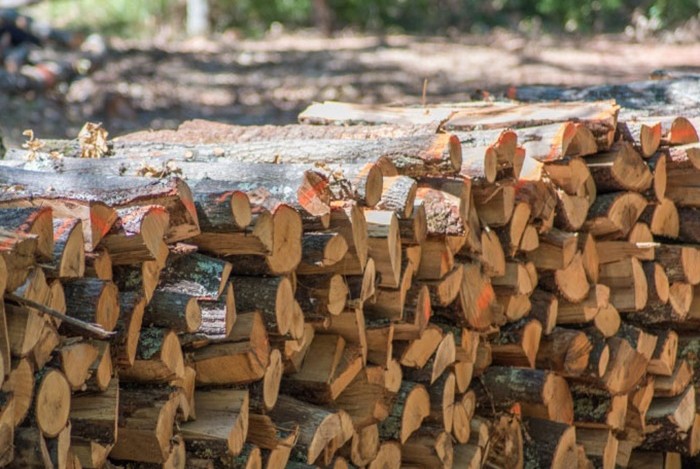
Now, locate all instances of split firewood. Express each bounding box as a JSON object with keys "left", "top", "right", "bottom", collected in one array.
[
  {"left": 576, "top": 427, "right": 619, "bottom": 469},
  {"left": 119, "top": 327, "right": 185, "bottom": 384},
  {"left": 584, "top": 191, "right": 647, "bottom": 238},
  {"left": 0, "top": 167, "right": 198, "bottom": 247},
  {"left": 109, "top": 384, "right": 181, "bottom": 464},
  {"left": 191, "top": 312, "right": 270, "bottom": 385},
  {"left": 586, "top": 142, "right": 653, "bottom": 193},
  {"left": 100, "top": 205, "right": 170, "bottom": 267},
  {"left": 181, "top": 389, "right": 249, "bottom": 459},
  {"left": 618, "top": 120, "right": 662, "bottom": 158},
  {"left": 522, "top": 417, "right": 578, "bottom": 469},
  {"left": 44, "top": 217, "right": 84, "bottom": 279},
  {"left": 474, "top": 366, "right": 573, "bottom": 424}
]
